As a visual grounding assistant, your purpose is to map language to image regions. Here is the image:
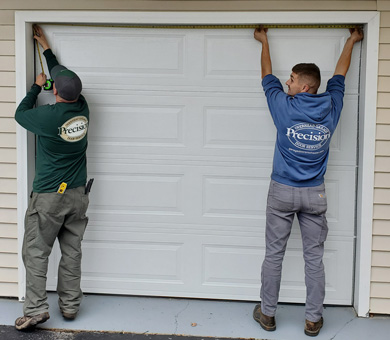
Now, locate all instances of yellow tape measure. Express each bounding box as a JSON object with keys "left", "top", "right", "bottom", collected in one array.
[{"left": 44, "top": 23, "right": 362, "bottom": 30}]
